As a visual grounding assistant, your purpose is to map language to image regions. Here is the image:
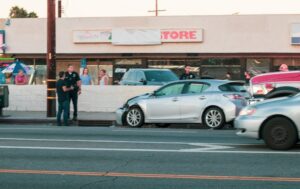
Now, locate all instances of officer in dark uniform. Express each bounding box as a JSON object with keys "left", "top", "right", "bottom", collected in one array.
[
  {"left": 180, "top": 65, "right": 196, "bottom": 80},
  {"left": 65, "top": 64, "right": 81, "bottom": 121},
  {"left": 56, "top": 71, "right": 73, "bottom": 126}
]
